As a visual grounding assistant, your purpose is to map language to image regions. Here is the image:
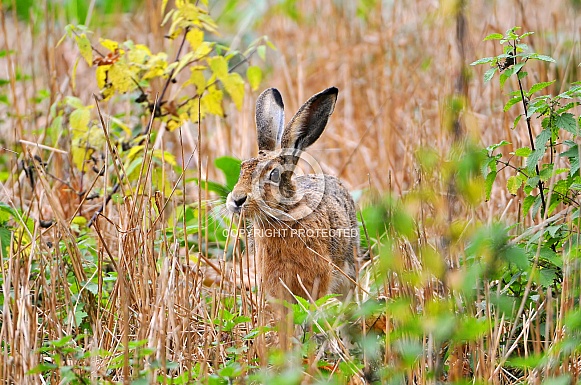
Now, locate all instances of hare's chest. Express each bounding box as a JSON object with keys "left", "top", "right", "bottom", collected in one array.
[{"left": 253, "top": 230, "right": 331, "bottom": 299}]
